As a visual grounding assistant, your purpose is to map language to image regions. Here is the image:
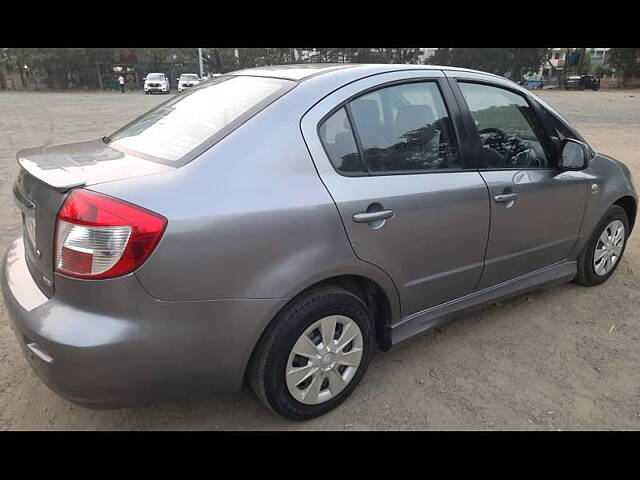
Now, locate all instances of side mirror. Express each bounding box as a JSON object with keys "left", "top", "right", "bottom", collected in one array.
[
  {"left": 142, "top": 76, "right": 146, "bottom": 81},
  {"left": 559, "top": 138, "right": 589, "bottom": 170}
]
